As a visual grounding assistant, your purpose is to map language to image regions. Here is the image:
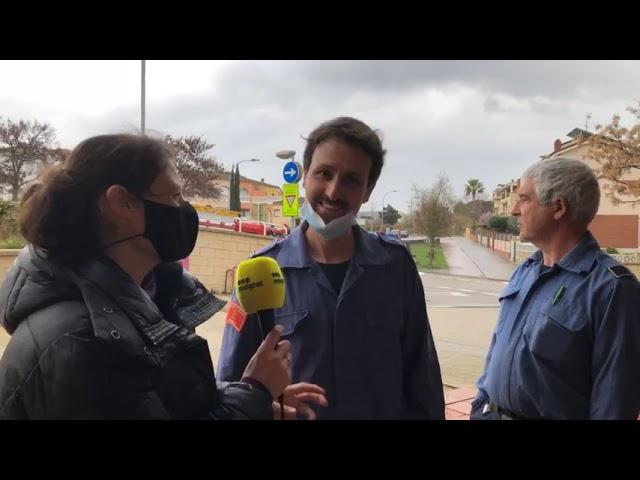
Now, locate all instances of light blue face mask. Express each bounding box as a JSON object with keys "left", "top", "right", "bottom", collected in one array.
[{"left": 301, "top": 201, "right": 357, "bottom": 240}]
